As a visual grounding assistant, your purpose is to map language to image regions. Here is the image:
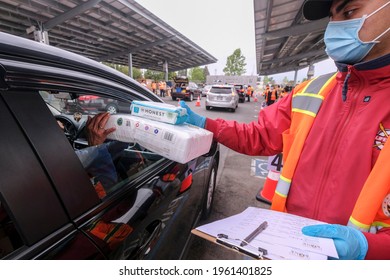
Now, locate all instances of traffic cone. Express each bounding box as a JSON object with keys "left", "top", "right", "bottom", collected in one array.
[
  {"left": 260, "top": 170, "right": 280, "bottom": 203},
  {"left": 195, "top": 96, "right": 201, "bottom": 107}
]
